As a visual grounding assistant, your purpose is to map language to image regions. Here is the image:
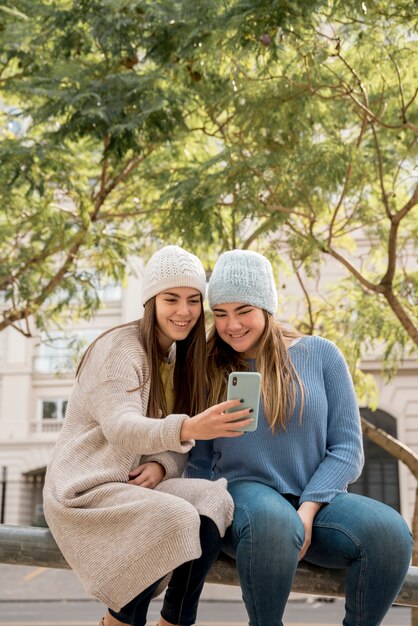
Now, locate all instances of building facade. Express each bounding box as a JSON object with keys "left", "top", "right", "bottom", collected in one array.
[
  {"left": 0, "top": 255, "right": 417, "bottom": 528},
  {"left": 0, "top": 266, "right": 143, "bottom": 526}
]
